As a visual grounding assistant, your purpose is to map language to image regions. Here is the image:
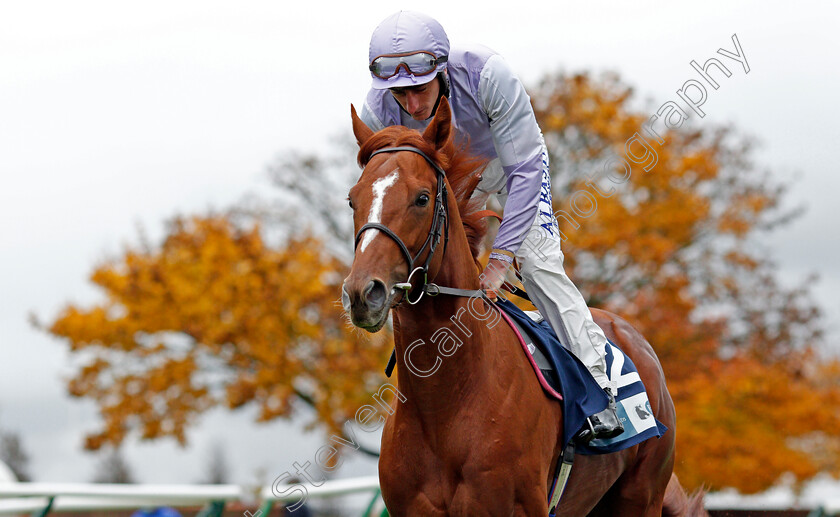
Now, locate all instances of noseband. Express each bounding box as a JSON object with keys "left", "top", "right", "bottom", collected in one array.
[{"left": 354, "top": 146, "right": 451, "bottom": 304}]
